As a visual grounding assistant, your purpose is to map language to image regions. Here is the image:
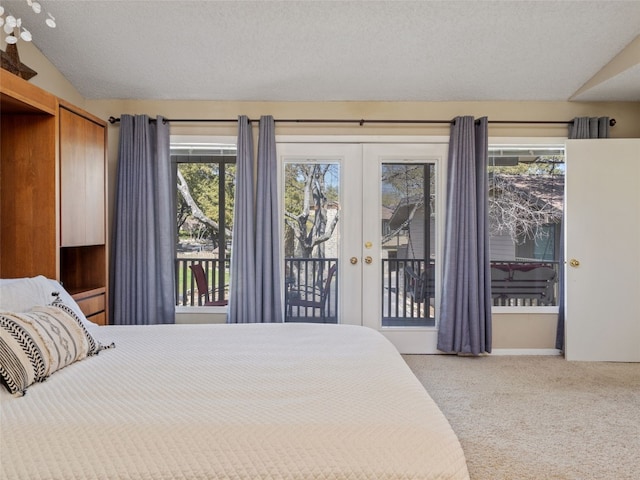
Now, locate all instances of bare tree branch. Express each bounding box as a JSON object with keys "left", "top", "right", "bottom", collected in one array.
[{"left": 489, "top": 174, "right": 562, "bottom": 244}]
